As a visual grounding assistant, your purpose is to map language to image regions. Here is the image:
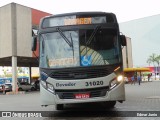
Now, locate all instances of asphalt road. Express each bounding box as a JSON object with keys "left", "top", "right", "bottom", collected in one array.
[{"left": 1, "top": 81, "right": 160, "bottom": 120}]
